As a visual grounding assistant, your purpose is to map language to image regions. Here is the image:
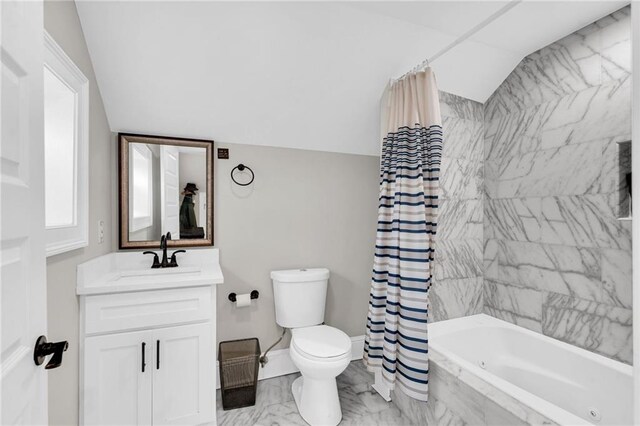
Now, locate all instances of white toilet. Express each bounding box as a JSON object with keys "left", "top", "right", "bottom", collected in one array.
[{"left": 271, "top": 268, "right": 352, "bottom": 426}]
